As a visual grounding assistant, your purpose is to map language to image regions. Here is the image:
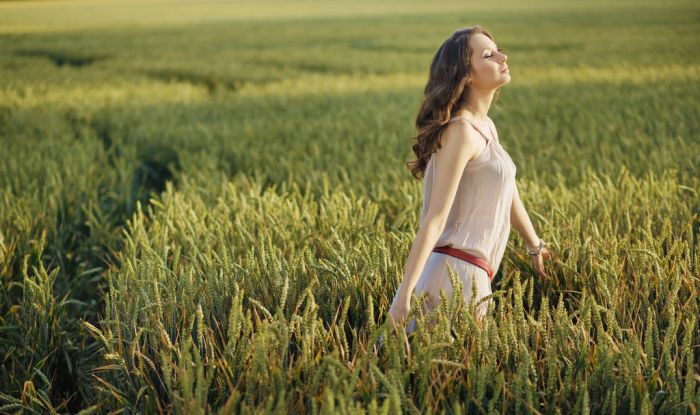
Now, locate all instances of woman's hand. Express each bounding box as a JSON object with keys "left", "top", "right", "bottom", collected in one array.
[
  {"left": 387, "top": 293, "right": 410, "bottom": 330},
  {"left": 379, "top": 294, "right": 410, "bottom": 352},
  {"left": 529, "top": 246, "right": 552, "bottom": 279}
]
